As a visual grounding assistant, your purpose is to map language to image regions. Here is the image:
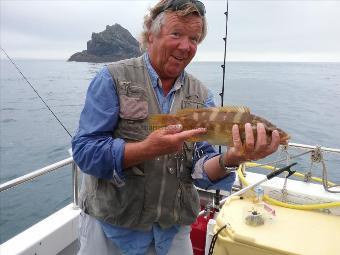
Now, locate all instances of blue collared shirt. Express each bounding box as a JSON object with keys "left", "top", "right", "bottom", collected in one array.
[{"left": 72, "top": 53, "right": 235, "bottom": 254}]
